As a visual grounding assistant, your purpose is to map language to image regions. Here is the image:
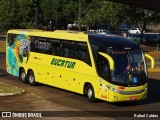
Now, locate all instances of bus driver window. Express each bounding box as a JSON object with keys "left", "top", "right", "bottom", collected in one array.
[{"left": 97, "top": 55, "right": 110, "bottom": 81}]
